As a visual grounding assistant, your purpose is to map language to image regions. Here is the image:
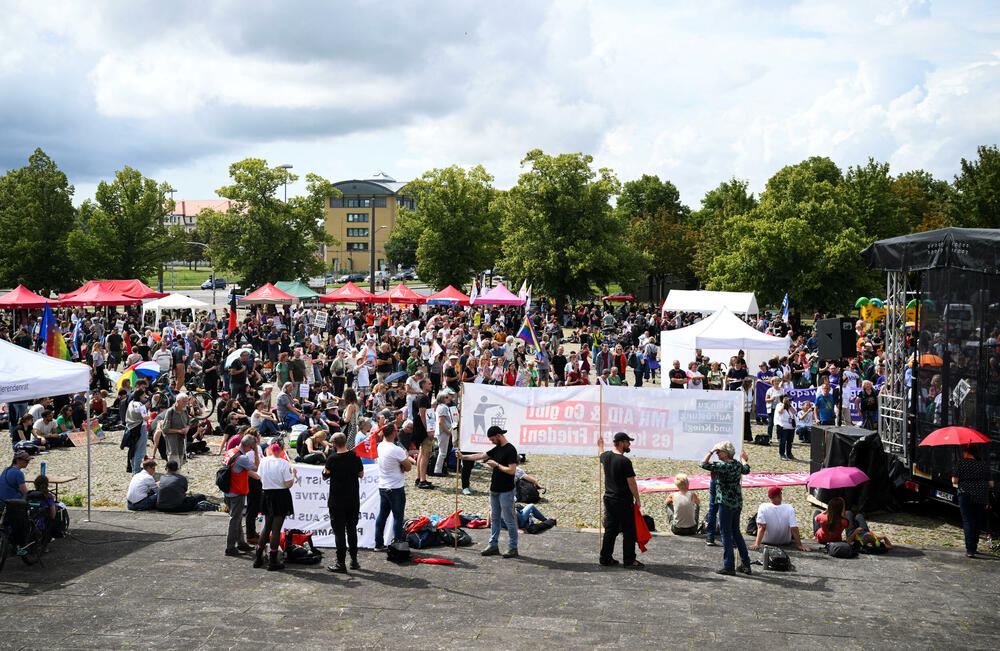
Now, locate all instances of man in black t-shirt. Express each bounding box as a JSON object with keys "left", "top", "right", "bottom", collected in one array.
[
  {"left": 598, "top": 431, "right": 642, "bottom": 568},
  {"left": 411, "top": 379, "right": 434, "bottom": 490},
  {"left": 458, "top": 426, "right": 520, "bottom": 557},
  {"left": 324, "top": 431, "right": 364, "bottom": 573},
  {"left": 668, "top": 360, "right": 688, "bottom": 389},
  {"left": 726, "top": 360, "right": 748, "bottom": 390}
]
